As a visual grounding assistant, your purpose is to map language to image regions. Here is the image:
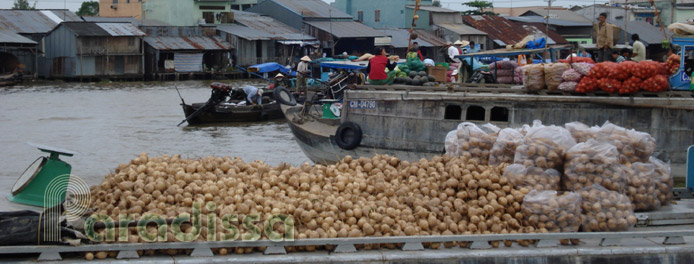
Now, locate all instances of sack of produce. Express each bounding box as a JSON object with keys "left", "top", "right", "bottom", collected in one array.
[
  {"left": 522, "top": 64, "right": 545, "bottom": 92},
  {"left": 596, "top": 122, "right": 656, "bottom": 163},
  {"left": 444, "top": 130, "right": 458, "bottom": 157},
  {"left": 489, "top": 128, "right": 524, "bottom": 165},
  {"left": 489, "top": 61, "right": 518, "bottom": 70},
  {"left": 513, "top": 66, "right": 523, "bottom": 84},
  {"left": 504, "top": 164, "right": 560, "bottom": 191},
  {"left": 608, "top": 61, "right": 635, "bottom": 81},
  {"left": 514, "top": 125, "right": 576, "bottom": 171},
  {"left": 561, "top": 69, "right": 582, "bottom": 82},
  {"left": 587, "top": 62, "right": 617, "bottom": 79},
  {"left": 598, "top": 78, "right": 622, "bottom": 93},
  {"left": 649, "top": 157, "right": 674, "bottom": 205},
  {"left": 562, "top": 139, "right": 625, "bottom": 192},
  {"left": 632, "top": 61, "right": 664, "bottom": 80},
  {"left": 619, "top": 76, "right": 642, "bottom": 94},
  {"left": 565, "top": 121, "right": 599, "bottom": 143},
  {"left": 521, "top": 190, "right": 581, "bottom": 234},
  {"left": 558, "top": 81, "right": 578, "bottom": 92},
  {"left": 665, "top": 54, "right": 681, "bottom": 75},
  {"left": 571, "top": 62, "right": 594, "bottom": 76},
  {"left": 641, "top": 75, "right": 669, "bottom": 92},
  {"left": 623, "top": 162, "right": 661, "bottom": 211},
  {"left": 575, "top": 76, "right": 598, "bottom": 93},
  {"left": 455, "top": 122, "right": 498, "bottom": 164},
  {"left": 558, "top": 57, "right": 595, "bottom": 64},
  {"left": 579, "top": 184, "right": 637, "bottom": 232},
  {"left": 544, "top": 63, "right": 570, "bottom": 91}
]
